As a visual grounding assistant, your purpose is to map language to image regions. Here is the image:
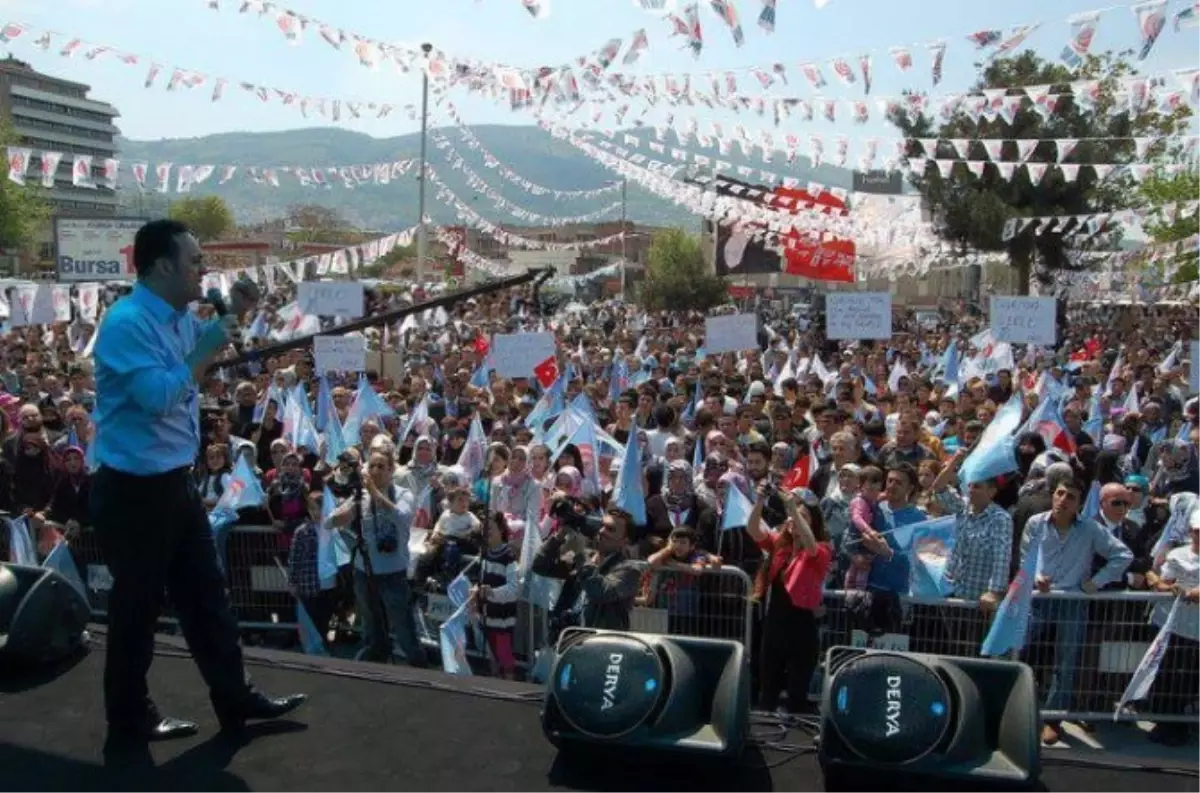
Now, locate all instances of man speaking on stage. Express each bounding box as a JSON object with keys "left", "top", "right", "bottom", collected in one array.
[{"left": 90, "top": 219, "right": 306, "bottom": 749}]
